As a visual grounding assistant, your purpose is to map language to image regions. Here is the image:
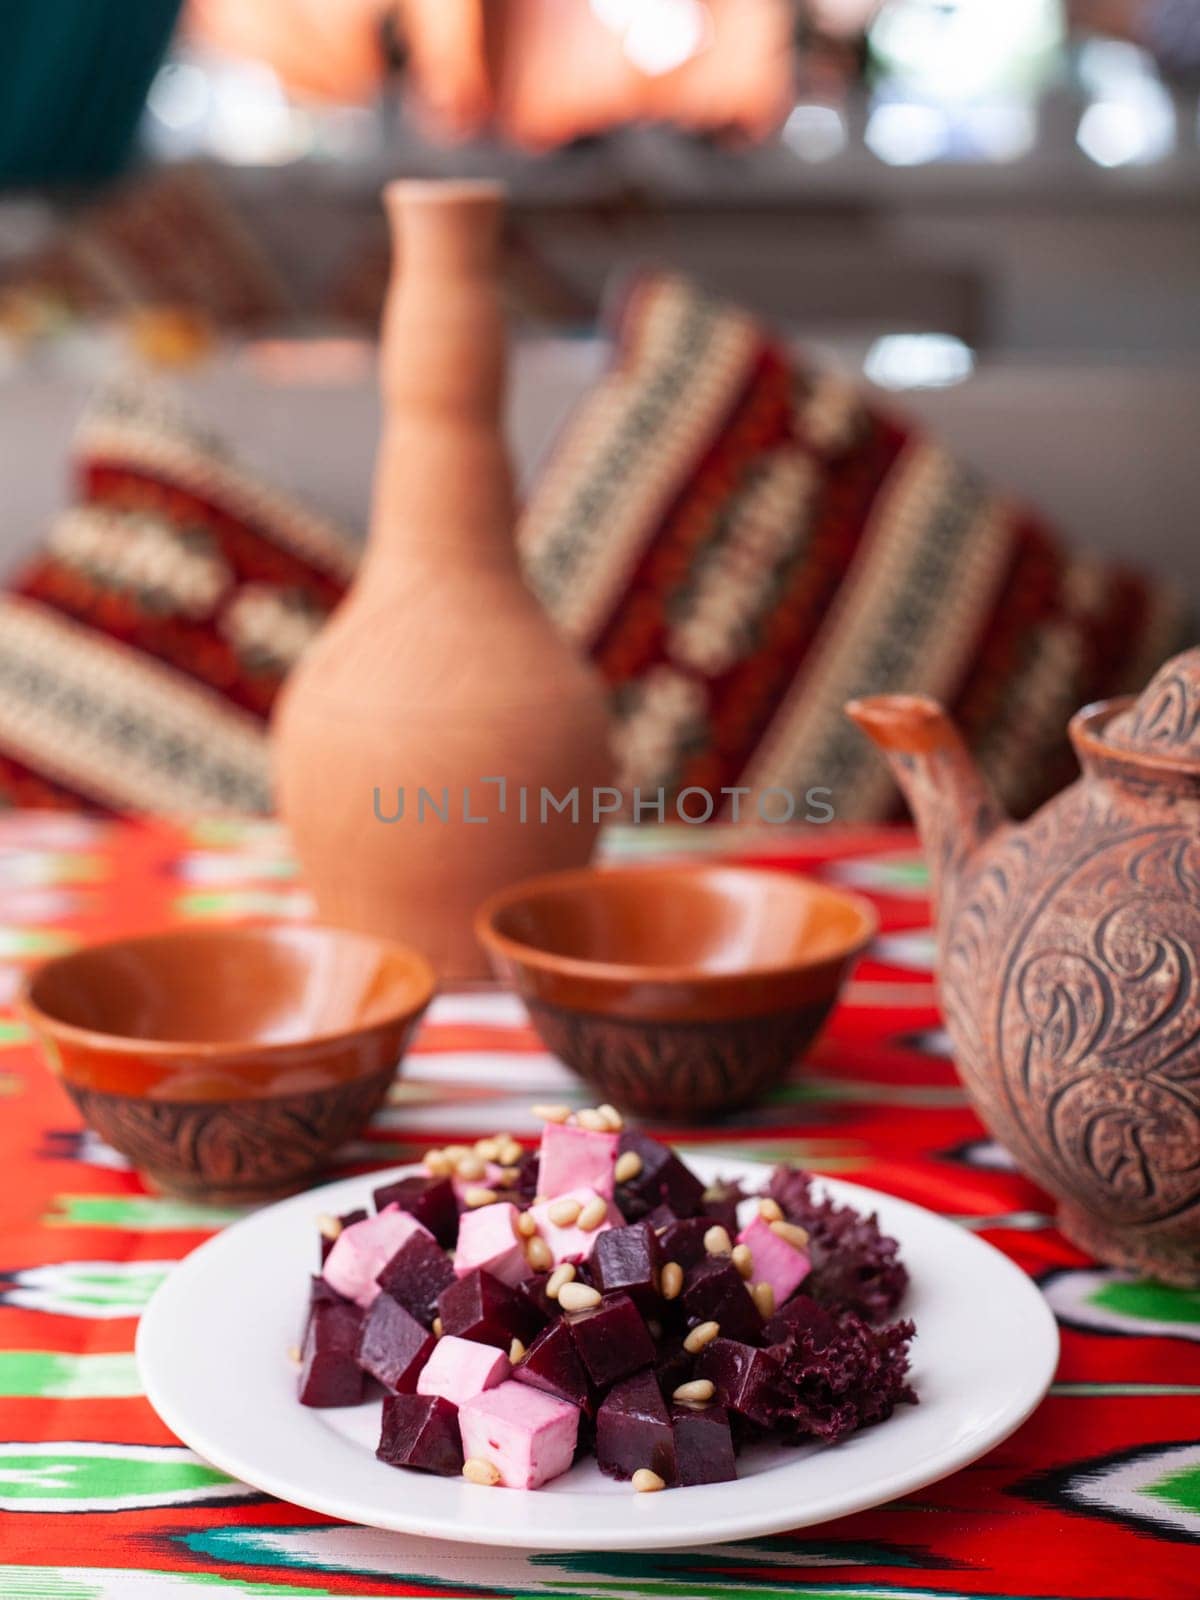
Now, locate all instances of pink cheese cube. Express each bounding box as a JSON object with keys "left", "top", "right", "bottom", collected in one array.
[
  {"left": 528, "top": 1187, "right": 618, "bottom": 1265},
  {"left": 458, "top": 1379, "right": 580, "bottom": 1489},
  {"left": 537, "top": 1120, "right": 618, "bottom": 1200},
  {"left": 736, "top": 1214, "right": 811, "bottom": 1307},
  {"left": 453, "top": 1202, "right": 531, "bottom": 1287},
  {"left": 418, "top": 1335, "right": 510, "bottom": 1405},
  {"left": 322, "top": 1205, "right": 430, "bottom": 1309}
]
